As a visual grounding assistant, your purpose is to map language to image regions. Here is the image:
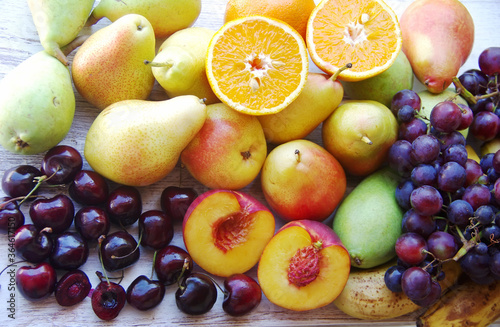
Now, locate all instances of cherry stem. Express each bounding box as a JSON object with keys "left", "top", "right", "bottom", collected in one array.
[
  {"left": 110, "top": 231, "right": 142, "bottom": 260},
  {"left": 0, "top": 194, "right": 41, "bottom": 209},
  {"left": 151, "top": 251, "right": 158, "bottom": 280},
  {"left": 97, "top": 236, "right": 111, "bottom": 285},
  {"left": 176, "top": 257, "right": 192, "bottom": 290},
  {"left": 329, "top": 63, "right": 352, "bottom": 82},
  {"left": 15, "top": 168, "right": 61, "bottom": 207}
]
